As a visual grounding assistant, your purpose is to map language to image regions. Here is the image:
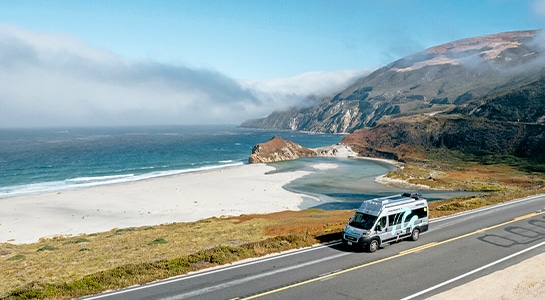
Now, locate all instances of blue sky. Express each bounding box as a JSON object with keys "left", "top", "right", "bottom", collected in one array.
[{"left": 0, "top": 0, "right": 543, "bottom": 127}]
